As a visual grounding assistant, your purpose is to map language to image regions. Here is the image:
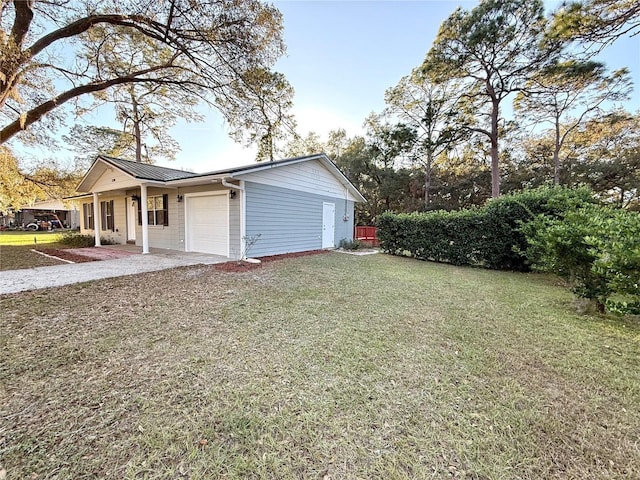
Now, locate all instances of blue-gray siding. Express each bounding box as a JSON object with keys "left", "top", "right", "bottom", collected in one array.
[{"left": 245, "top": 181, "right": 355, "bottom": 257}]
